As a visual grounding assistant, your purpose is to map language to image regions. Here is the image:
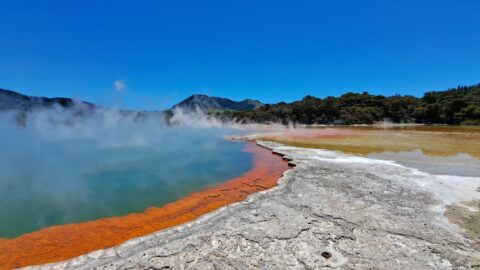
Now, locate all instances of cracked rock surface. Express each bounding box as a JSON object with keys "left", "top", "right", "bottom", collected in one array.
[{"left": 23, "top": 141, "right": 480, "bottom": 270}]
